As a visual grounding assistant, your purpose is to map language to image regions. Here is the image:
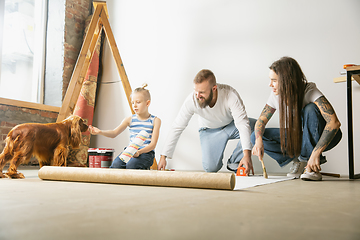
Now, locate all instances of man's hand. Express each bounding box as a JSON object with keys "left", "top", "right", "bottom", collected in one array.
[
  {"left": 238, "top": 150, "right": 254, "bottom": 176},
  {"left": 158, "top": 155, "right": 167, "bottom": 170}
]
